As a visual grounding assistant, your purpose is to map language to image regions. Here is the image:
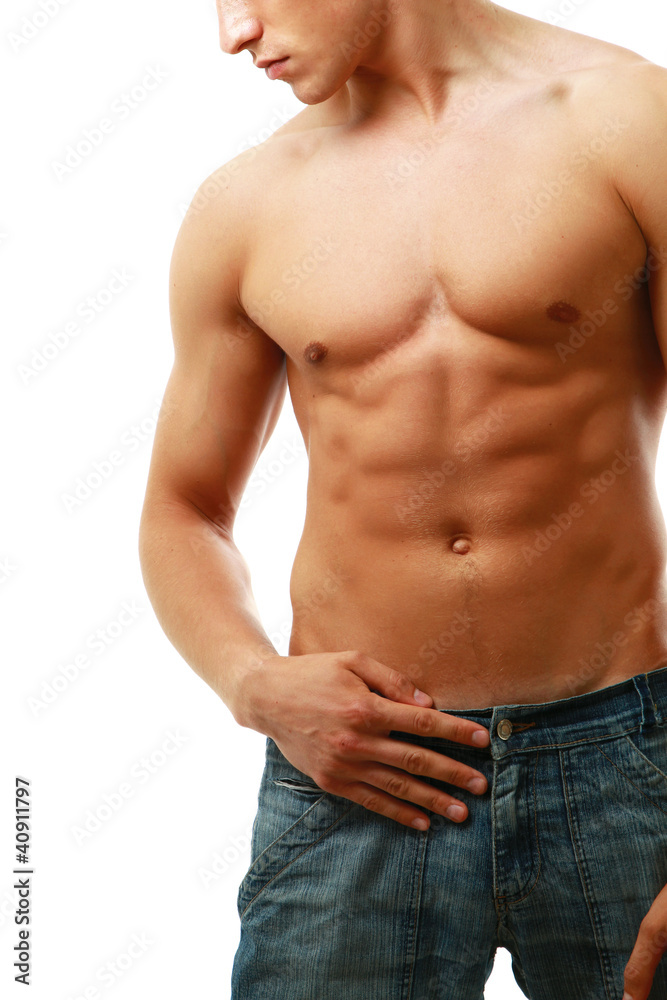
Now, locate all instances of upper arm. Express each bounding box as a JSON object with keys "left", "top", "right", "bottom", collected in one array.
[
  {"left": 607, "top": 60, "right": 667, "bottom": 363},
  {"left": 142, "top": 156, "right": 287, "bottom": 533}
]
